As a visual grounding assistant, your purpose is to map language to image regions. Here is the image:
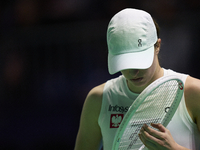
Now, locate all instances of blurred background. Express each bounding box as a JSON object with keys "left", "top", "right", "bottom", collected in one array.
[{"left": 0, "top": 0, "right": 200, "bottom": 149}]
